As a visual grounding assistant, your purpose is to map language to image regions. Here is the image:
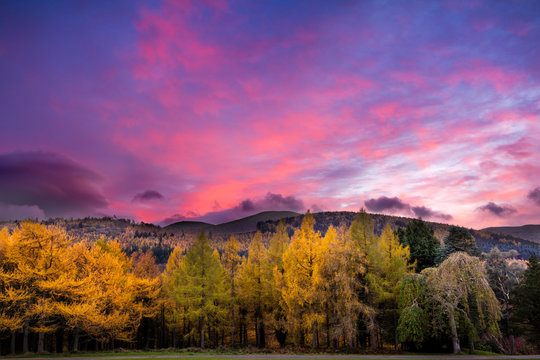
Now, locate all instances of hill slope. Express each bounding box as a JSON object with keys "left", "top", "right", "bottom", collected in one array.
[
  {"left": 166, "top": 211, "right": 299, "bottom": 234},
  {"left": 483, "top": 225, "right": 540, "bottom": 244},
  {"left": 258, "top": 211, "right": 540, "bottom": 259}
]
